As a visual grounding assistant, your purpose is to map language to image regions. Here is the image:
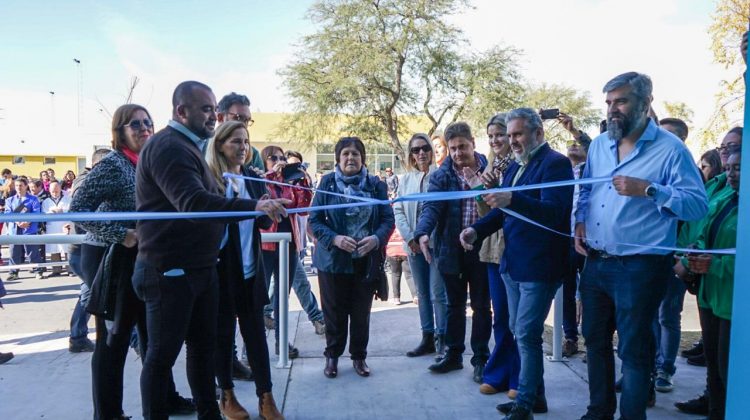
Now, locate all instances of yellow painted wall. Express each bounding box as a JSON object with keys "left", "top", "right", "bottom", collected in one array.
[{"left": 0, "top": 155, "right": 84, "bottom": 179}]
